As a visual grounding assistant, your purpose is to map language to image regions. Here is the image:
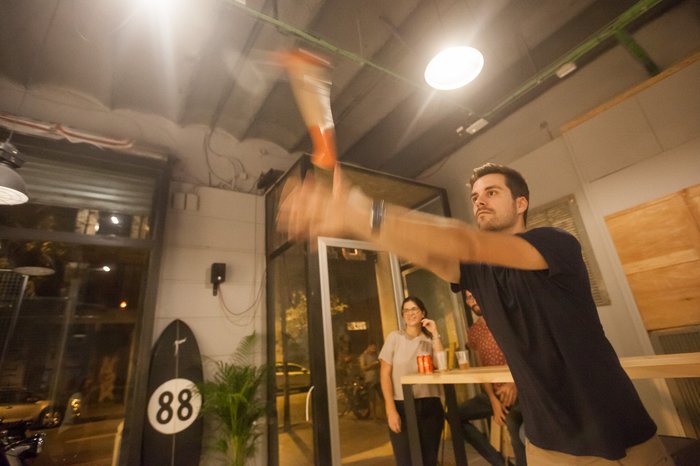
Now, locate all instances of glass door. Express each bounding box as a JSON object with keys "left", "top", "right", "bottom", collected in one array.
[
  {"left": 266, "top": 156, "right": 458, "bottom": 466},
  {"left": 317, "top": 238, "right": 404, "bottom": 466},
  {"left": 270, "top": 243, "right": 315, "bottom": 465}
]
